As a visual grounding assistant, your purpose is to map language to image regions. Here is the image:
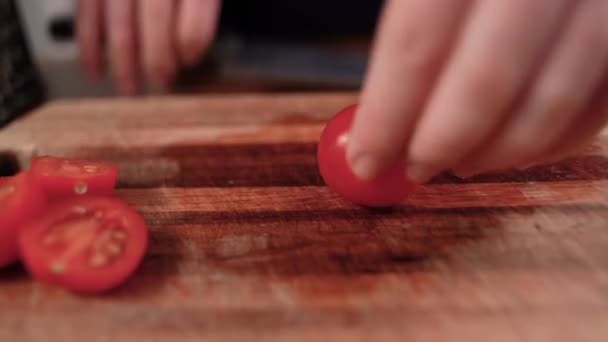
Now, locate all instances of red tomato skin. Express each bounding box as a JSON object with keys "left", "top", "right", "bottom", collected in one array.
[
  {"left": 317, "top": 104, "right": 417, "bottom": 207},
  {"left": 0, "top": 172, "right": 47, "bottom": 267},
  {"left": 30, "top": 156, "right": 118, "bottom": 199},
  {"left": 18, "top": 196, "right": 148, "bottom": 294}
]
